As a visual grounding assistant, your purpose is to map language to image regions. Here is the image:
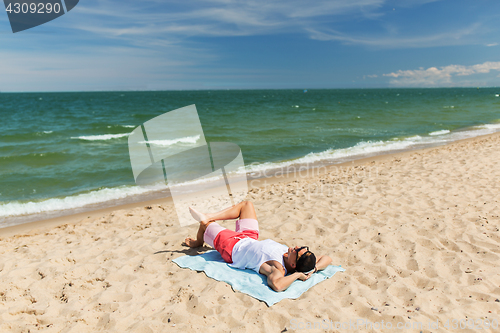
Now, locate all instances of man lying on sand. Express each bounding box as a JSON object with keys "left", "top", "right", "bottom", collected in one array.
[{"left": 184, "top": 201, "right": 332, "bottom": 292}]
